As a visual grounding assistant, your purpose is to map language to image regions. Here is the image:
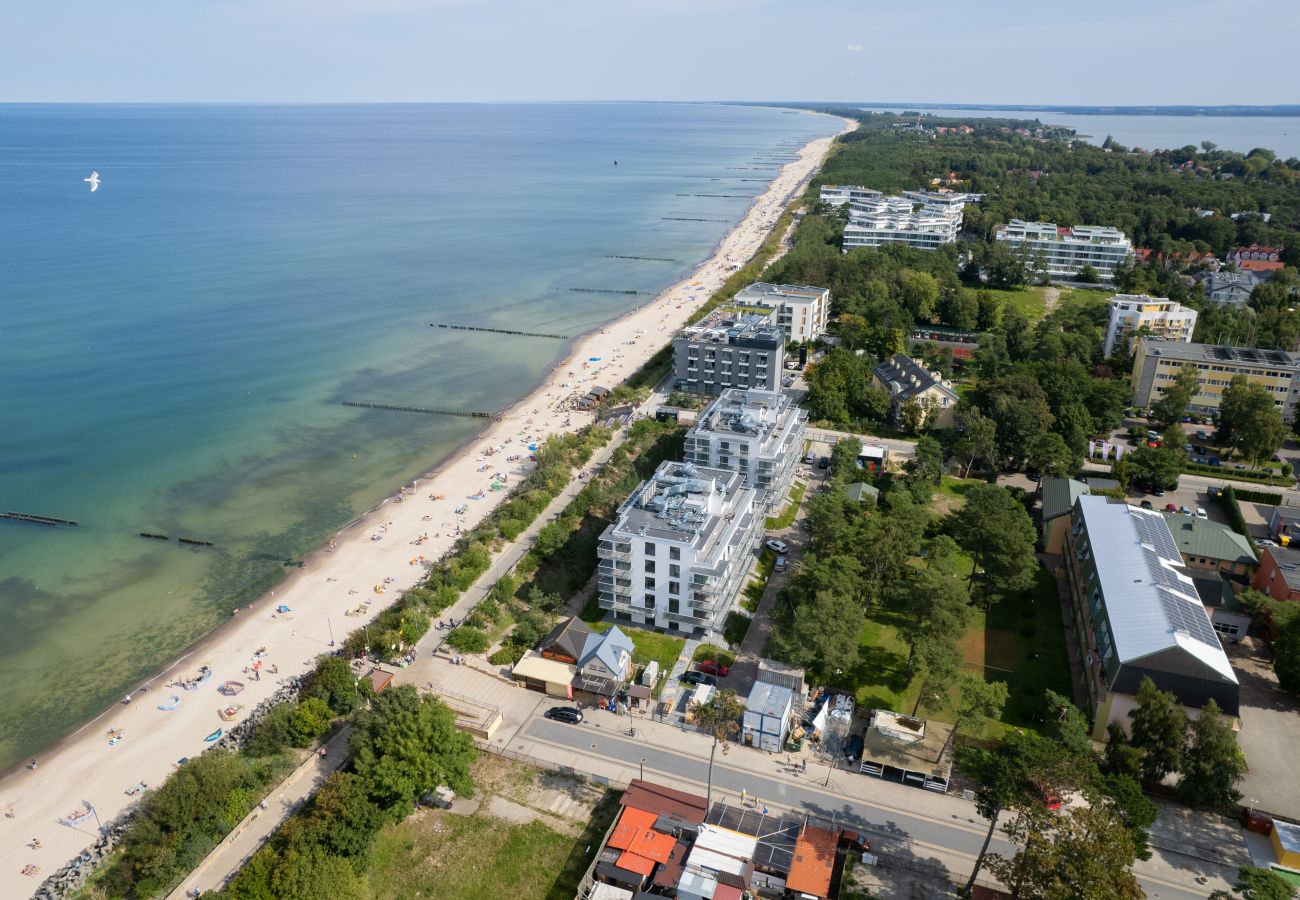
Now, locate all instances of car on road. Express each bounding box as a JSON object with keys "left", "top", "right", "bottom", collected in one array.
[
  {"left": 1196, "top": 507, "right": 1208, "bottom": 519},
  {"left": 680, "top": 671, "right": 716, "bottom": 687},
  {"left": 775, "top": 555, "right": 787, "bottom": 571},
  {"left": 1259, "top": 539, "right": 1279, "bottom": 548},
  {"left": 545, "top": 707, "right": 583, "bottom": 724},
  {"left": 1235, "top": 464, "right": 1248, "bottom": 470},
  {"left": 697, "top": 660, "right": 730, "bottom": 678},
  {"left": 1139, "top": 500, "right": 1154, "bottom": 509},
  {"left": 766, "top": 539, "right": 789, "bottom": 554}
]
